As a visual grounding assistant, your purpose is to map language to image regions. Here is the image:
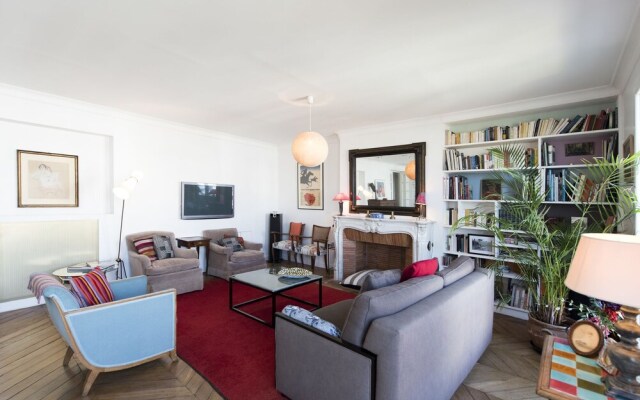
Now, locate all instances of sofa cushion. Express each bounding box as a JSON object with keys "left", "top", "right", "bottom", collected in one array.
[
  {"left": 133, "top": 237, "right": 158, "bottom": 261},
  {"left": 360, "top": 269, "right": 401, "bottom": 293},
  {"left": 282, "top": 305, "right": 341, "bottom": 337},
  {"left": 229, "top": 249, "right": 265, "bottom": 263},
  {"left": 224, "top": 234, "right": 245, "bottom": 247},
  {"left": 400, "top": 258, "right": 438, "bottom": 282},
  {"left": 342, "top": 275, "right": 444, "bottom": 347},
  {"left": 152, "top": 235, "right": 174, "bottom": 260},
  {"left": 69, "top": 267, "right": 114, "bottom": 307},
  {"left": 341, "top": 269, "right": 376, "bottom": 290},
  {"left": 219, "top": 237, "right": 244, "bottom": 252},
  {"left": 146, "top": 257, "right": 199, "bottom": 276},
  {"left": 436, "top": 256, "right": 475, "bottom": 286}
]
